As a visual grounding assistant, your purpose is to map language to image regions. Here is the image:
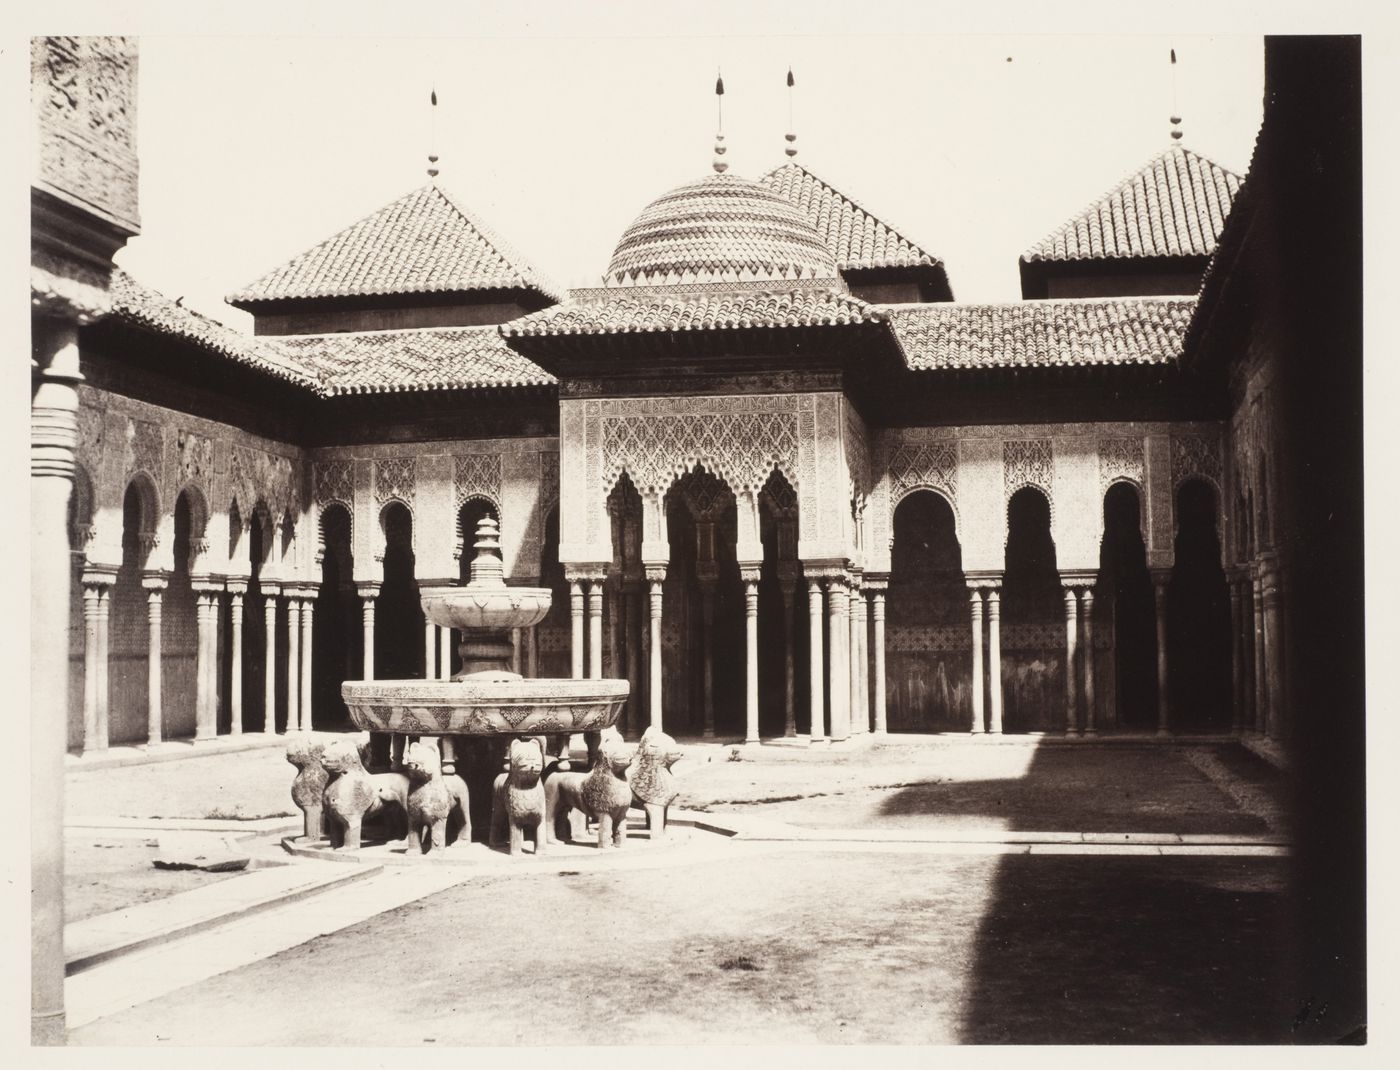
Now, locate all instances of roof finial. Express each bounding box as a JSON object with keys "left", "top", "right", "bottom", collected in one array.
[
  {"left": 427, "top": 86, "right": 440, "bottom": 179},
  {"left": 784, "top": 67, "right": 798, "bottom": 158},
  {"left": 713, "top": 70, "right": 728, "bottom": 173},
  {"left": 1168, "top": 48, "right": 1183, "bottom": 143}
]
